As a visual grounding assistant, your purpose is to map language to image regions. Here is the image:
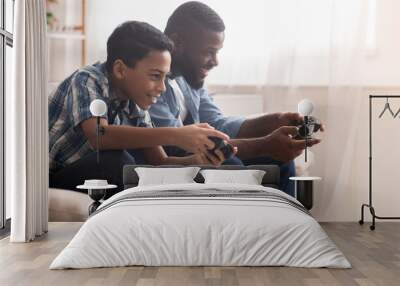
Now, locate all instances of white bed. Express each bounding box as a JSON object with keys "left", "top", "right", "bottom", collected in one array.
[{"left": 50, "top": 183, "right": 350, "bottom": 269}]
